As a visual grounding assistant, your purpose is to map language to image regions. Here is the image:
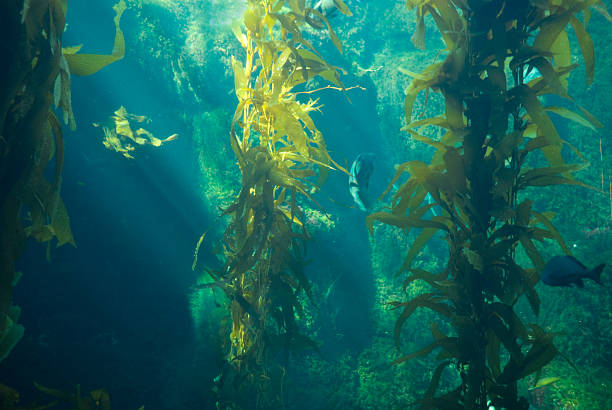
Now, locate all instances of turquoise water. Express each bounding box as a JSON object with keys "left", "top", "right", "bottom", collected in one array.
[{"left": 1, "top": 1, "right": 611, "bottom": 409}]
